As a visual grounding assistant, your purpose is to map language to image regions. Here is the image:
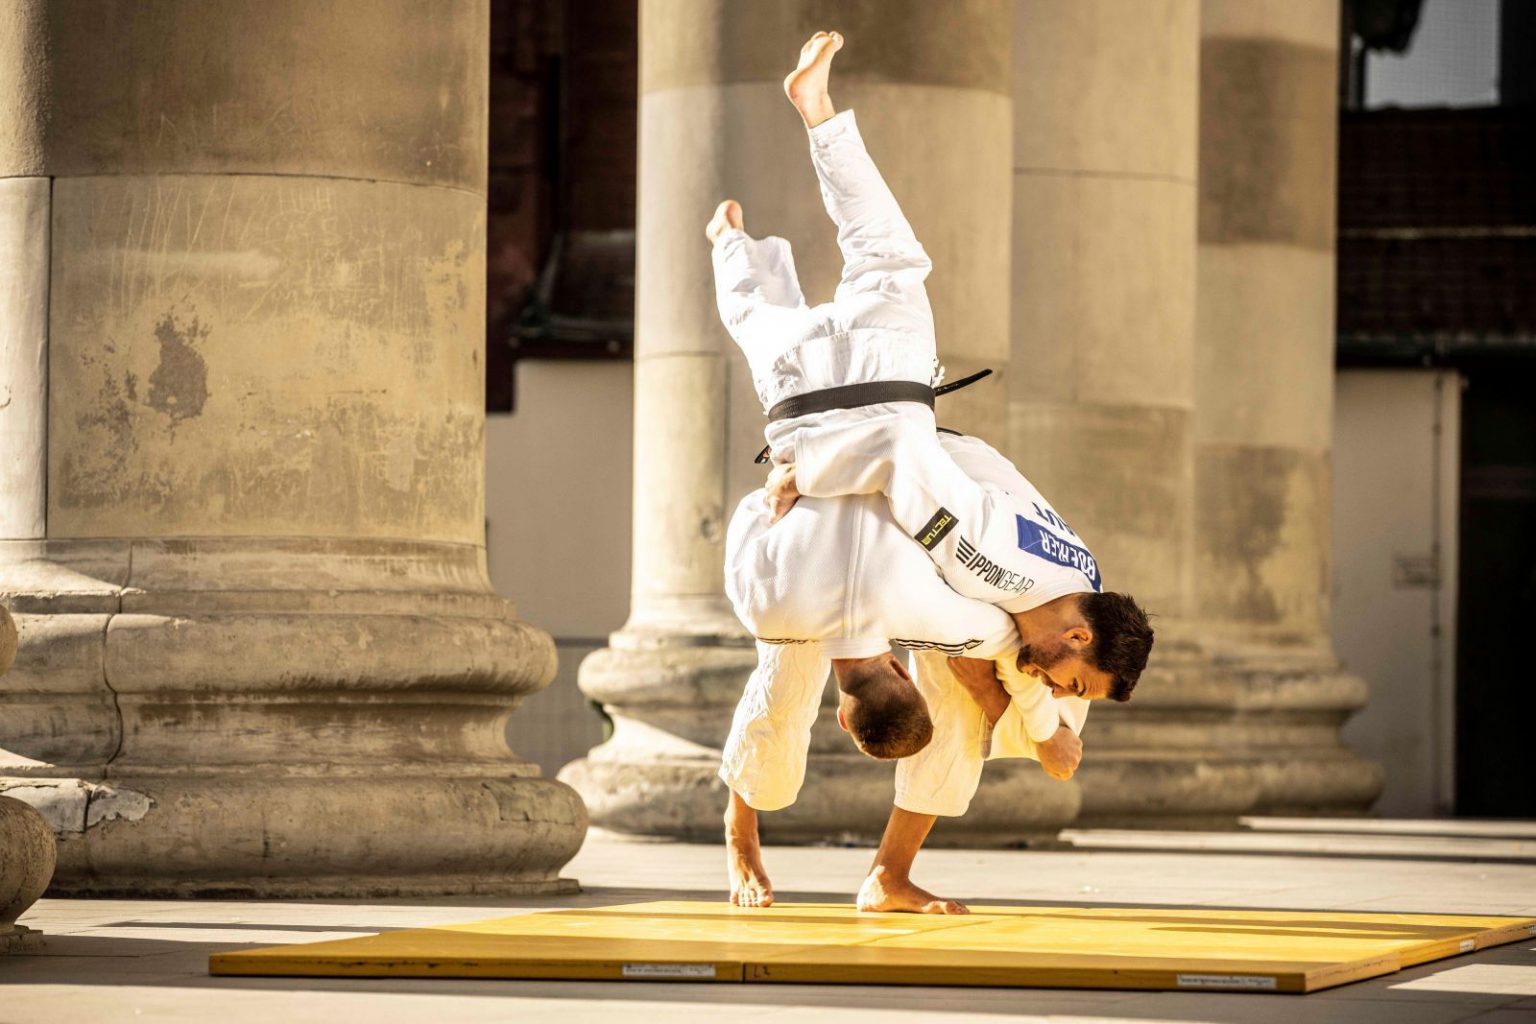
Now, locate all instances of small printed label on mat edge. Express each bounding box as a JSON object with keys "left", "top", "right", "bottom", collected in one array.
[
  {"left": 1460, "top": 939, "right": 1476, "bottom": 952},
  {"left": 1177, "top": 973, "right": 1278, "bottom": 991},
  {"left": 622, "top": 963, "right": 716, "bottom": 979}
]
